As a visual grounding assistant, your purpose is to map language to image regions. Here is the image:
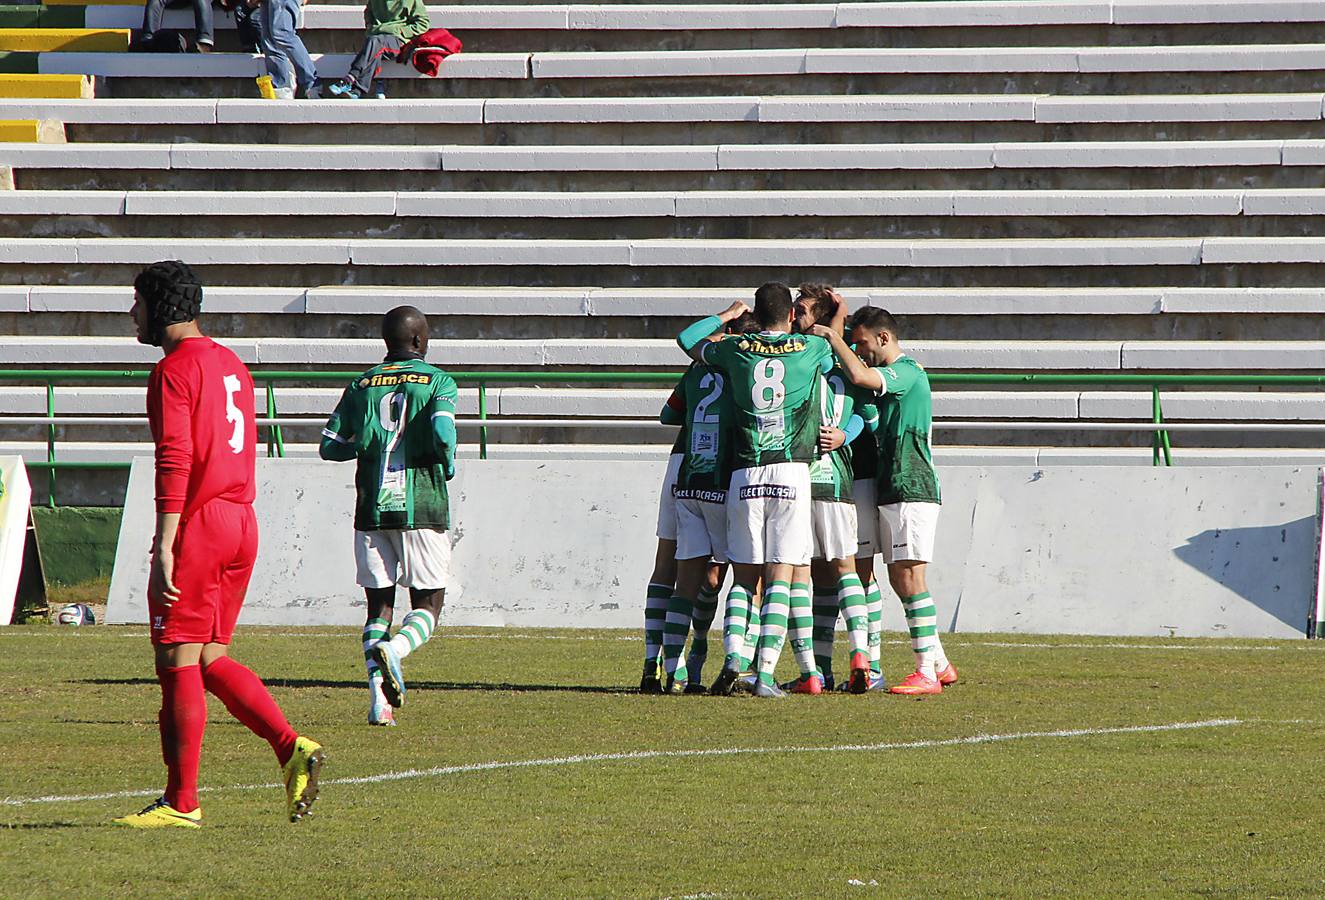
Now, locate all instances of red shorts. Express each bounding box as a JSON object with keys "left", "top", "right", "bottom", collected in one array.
[{"left": 149, "top": 499, "right": 258, "bottom": 646}]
